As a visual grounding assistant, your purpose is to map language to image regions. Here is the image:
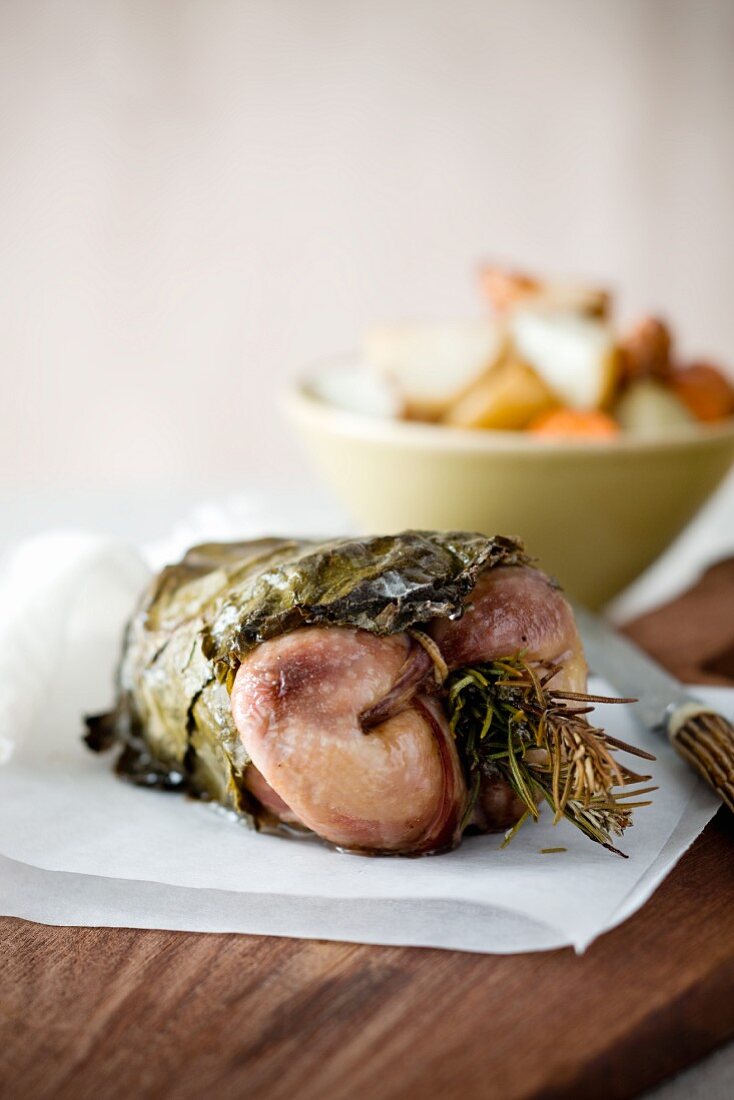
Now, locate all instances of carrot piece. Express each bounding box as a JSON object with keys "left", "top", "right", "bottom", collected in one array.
[{"left": 528, "top": 408, "right": 620, "bottom": 440}]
